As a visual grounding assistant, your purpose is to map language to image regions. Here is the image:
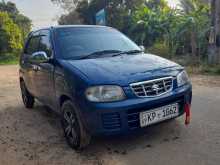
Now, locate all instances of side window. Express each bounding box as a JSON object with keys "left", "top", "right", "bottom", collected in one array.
[
  {"left": 24, "top": 31, "right": 41, "bottom": 55},
  {"left": 39, "top": 30, "right": 52, "bottom": 57},
  {"left": 25, "top": 36, "right": 40, "bottom": 55}
]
